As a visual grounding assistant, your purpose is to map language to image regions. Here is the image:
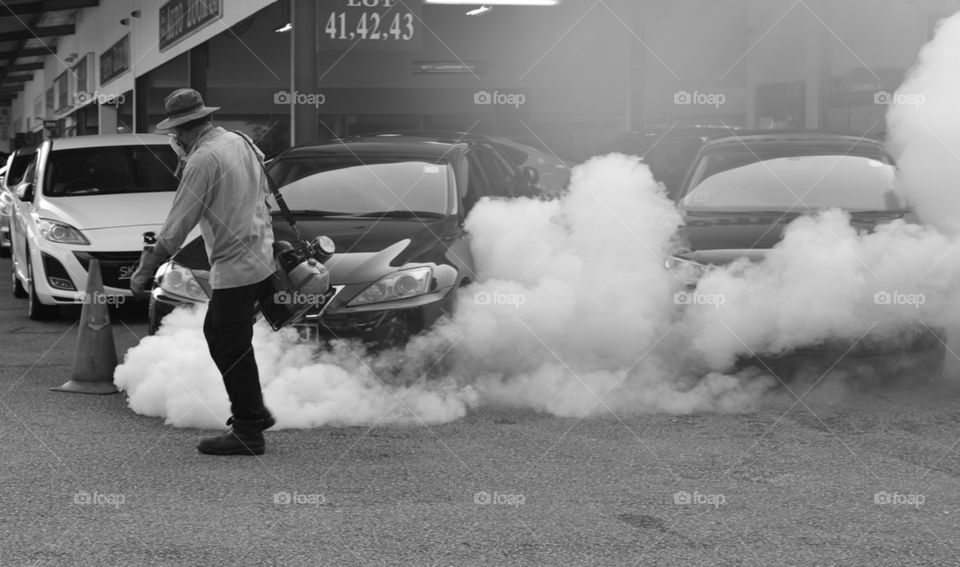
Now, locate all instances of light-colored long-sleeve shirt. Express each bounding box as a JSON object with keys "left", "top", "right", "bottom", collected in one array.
[{"left": 156, "top": 126, "right": 275, "bottom": 290}]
